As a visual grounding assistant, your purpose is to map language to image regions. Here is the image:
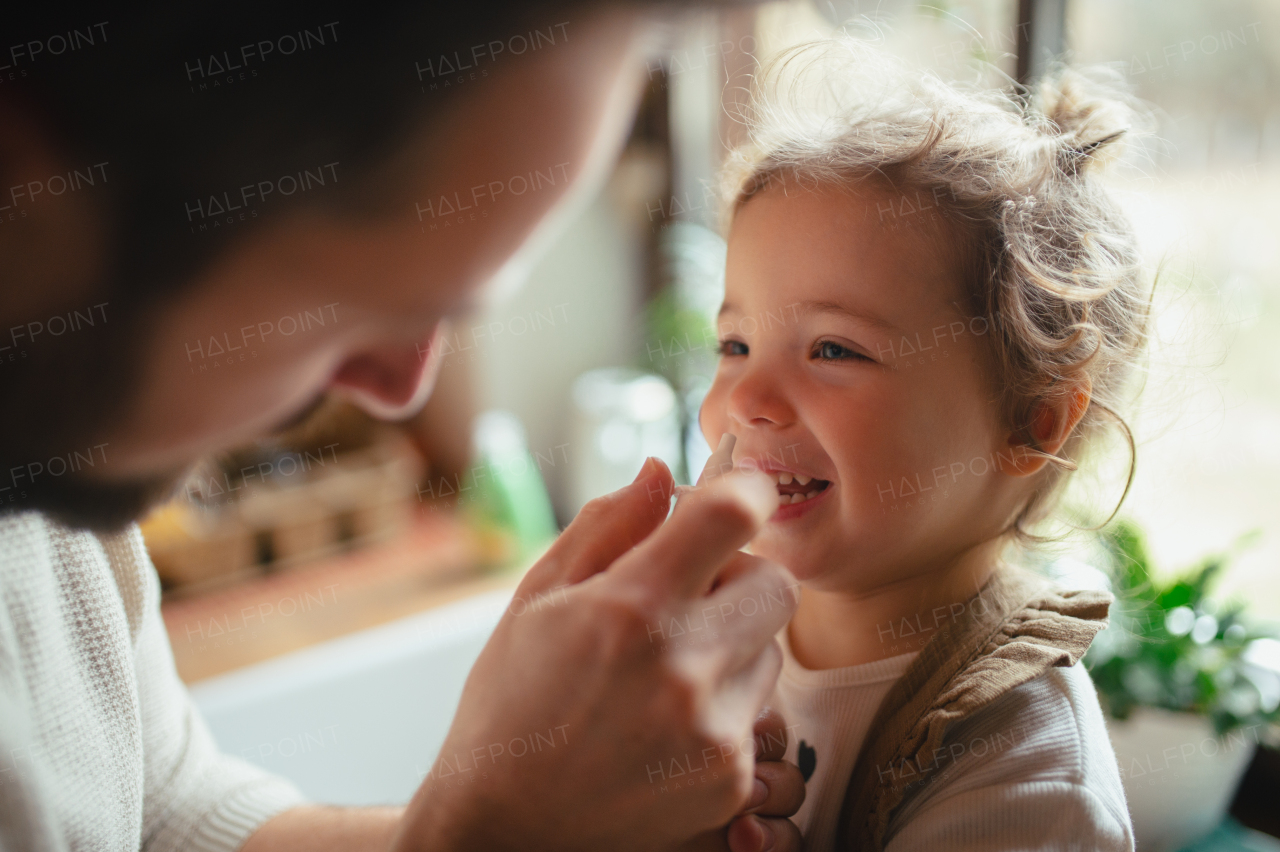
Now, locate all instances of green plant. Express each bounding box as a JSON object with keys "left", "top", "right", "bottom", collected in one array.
[
  {"left": 643, "top": 285, "right": 716, "bottom": 383},
  {"left": 1085, "top": 519, "right": 1279, "bottom": 735}
]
